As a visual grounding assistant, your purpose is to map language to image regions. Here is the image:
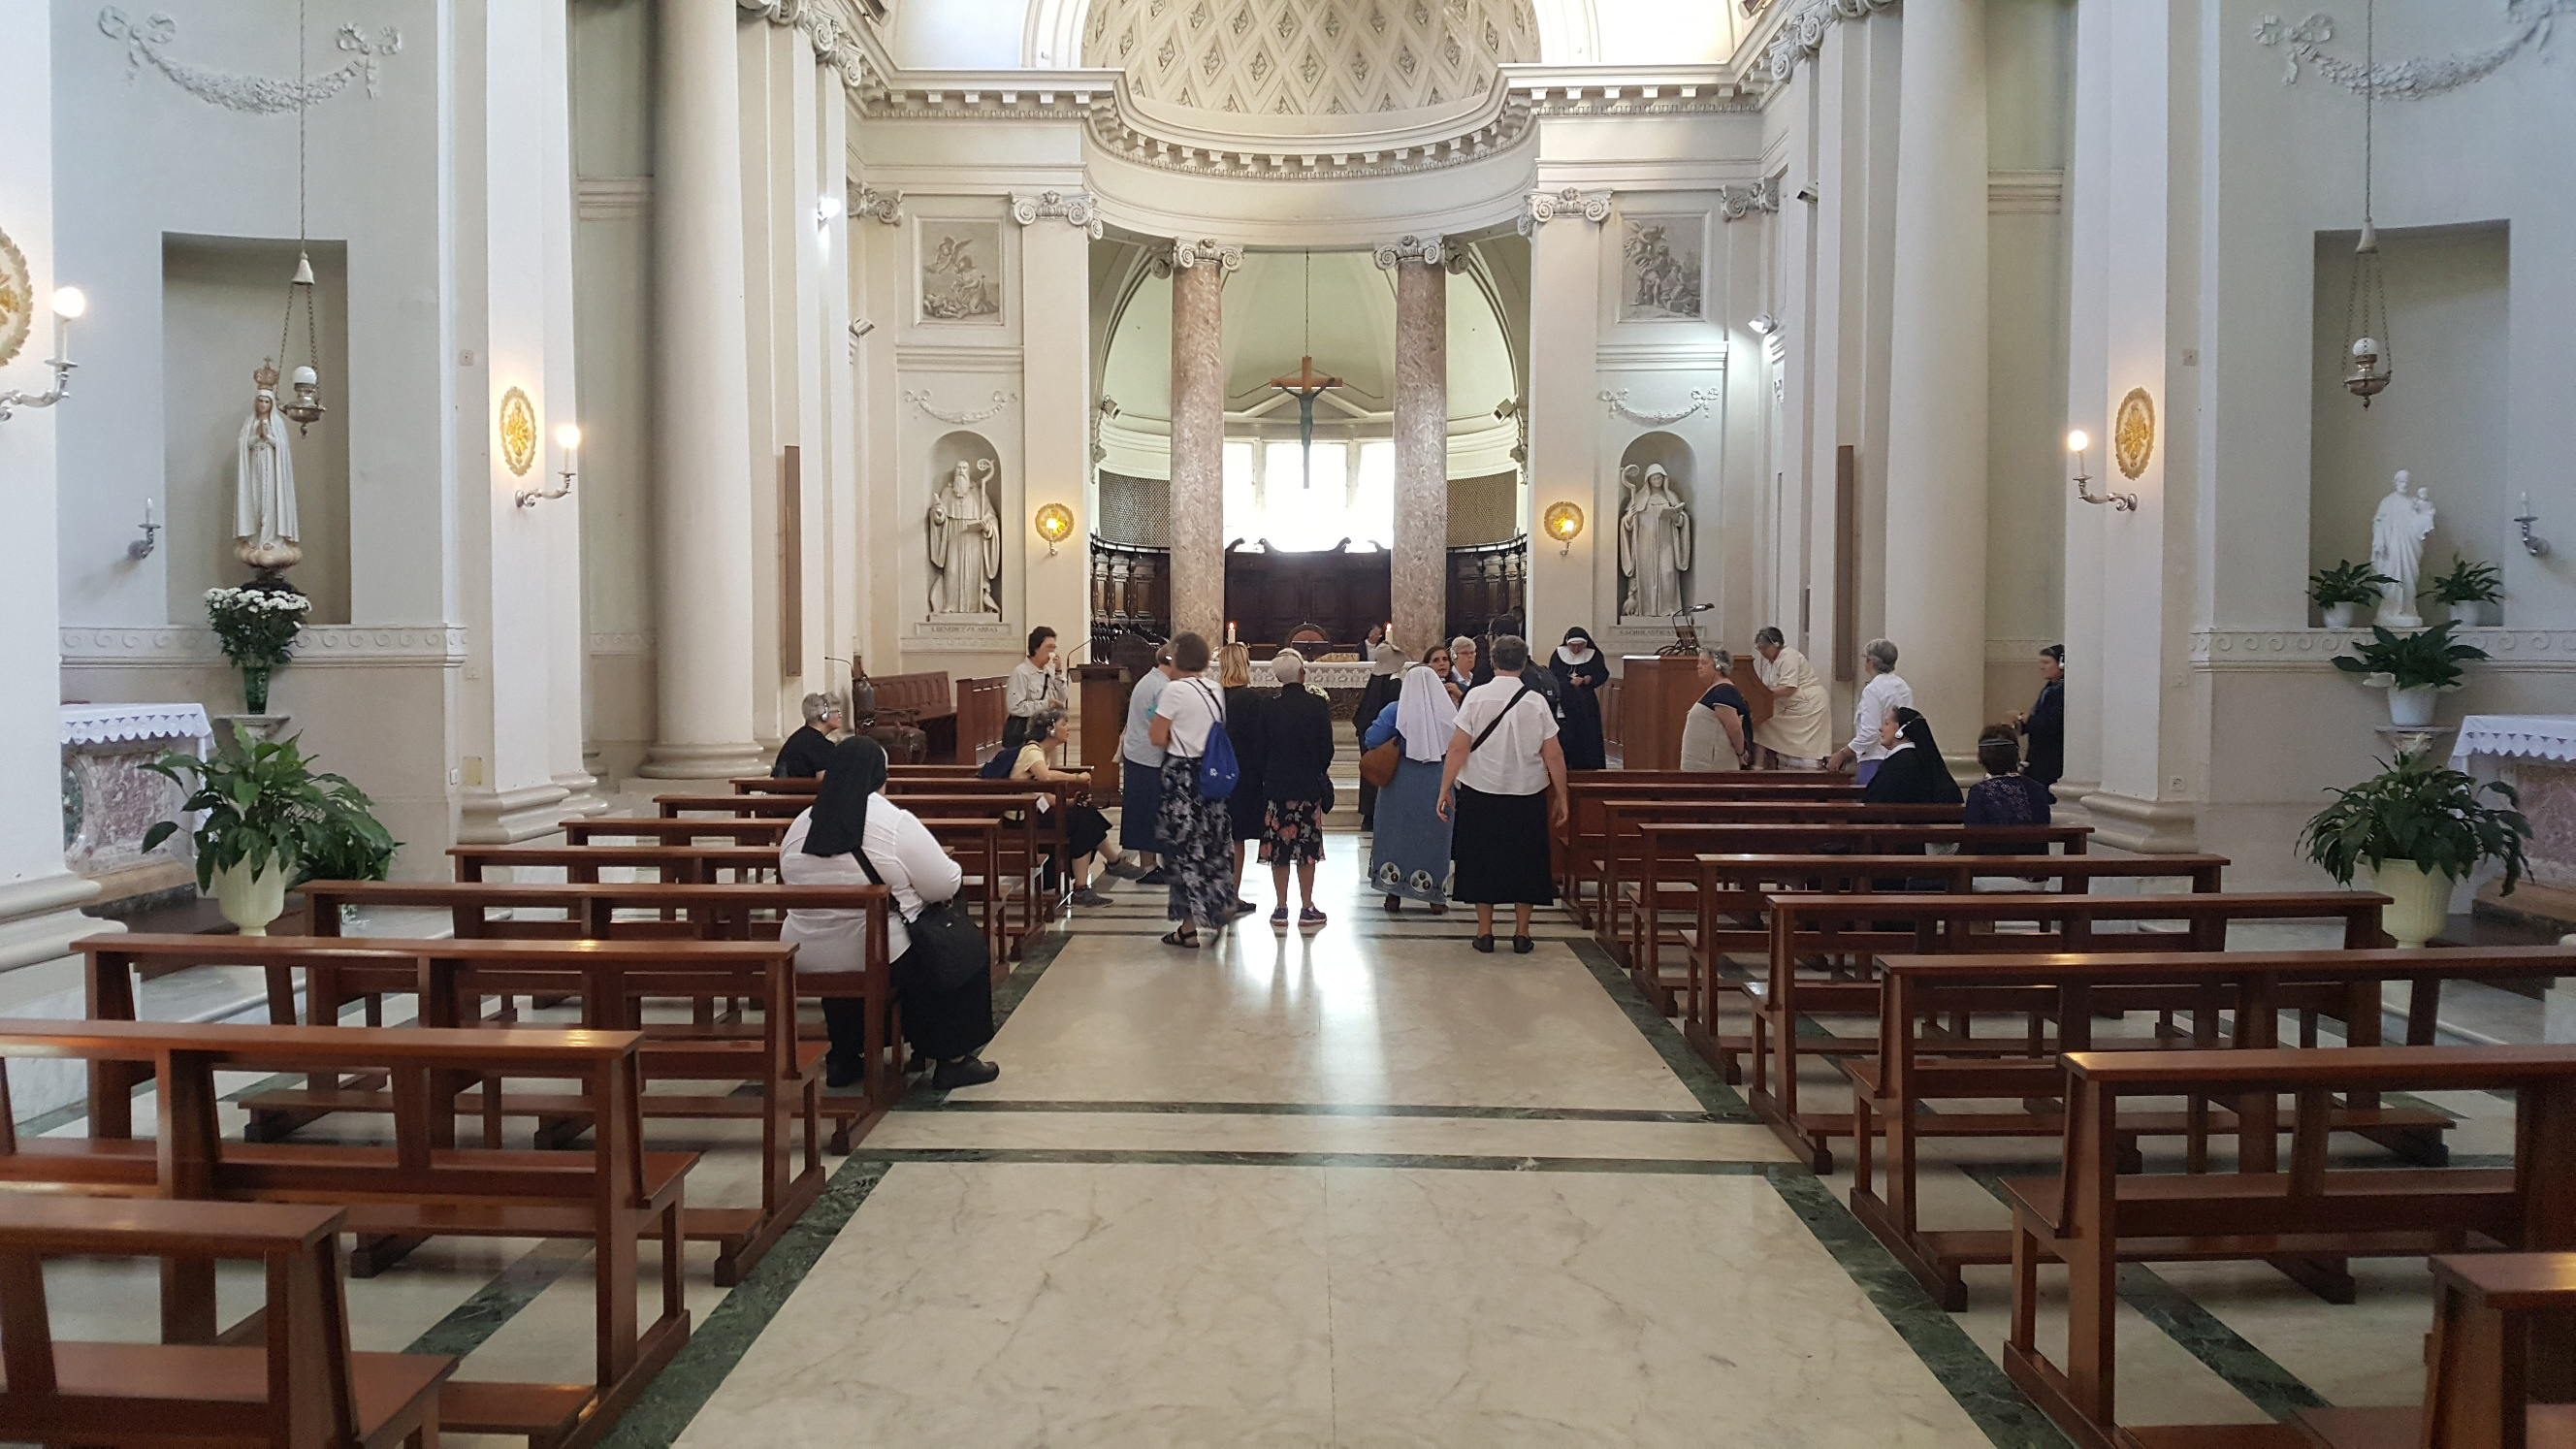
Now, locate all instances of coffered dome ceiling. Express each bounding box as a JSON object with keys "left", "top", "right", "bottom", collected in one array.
[{"left": 1082, "top": 0, "right": 1541, "bottom": 116}]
